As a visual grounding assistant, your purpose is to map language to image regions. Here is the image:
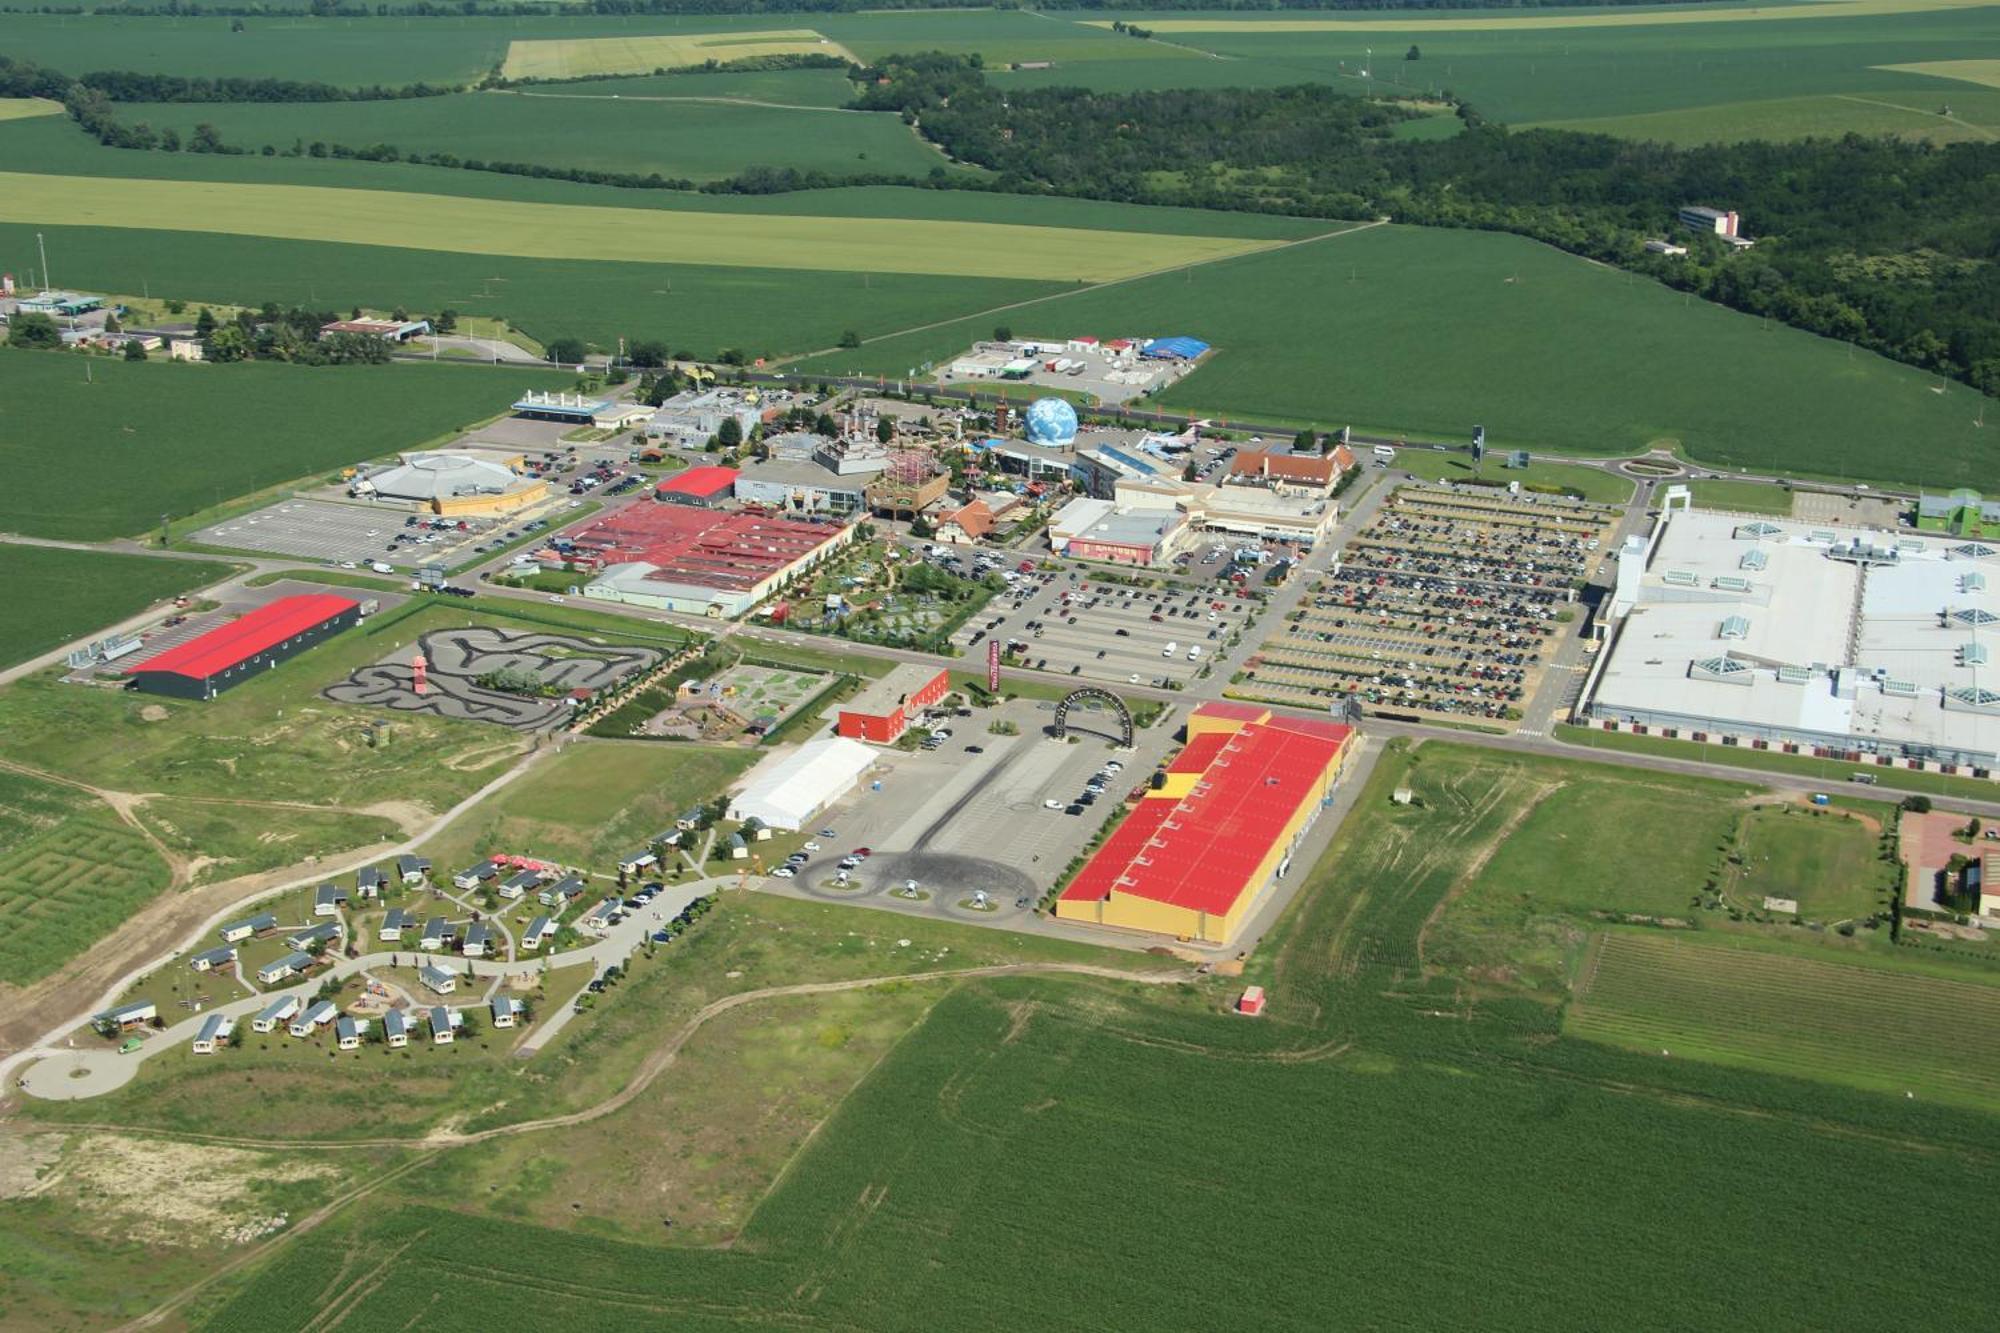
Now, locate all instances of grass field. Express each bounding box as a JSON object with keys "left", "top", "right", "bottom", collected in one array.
[
  {"left": 1684, "top": 477, "right": 1796, "bottom": 514},
  {"left": 500, "top": 30, "right": 857, "bottom": 80},
  {"left": 0, "top": 172, "right": 1288, "bottom": 281},
  {"left": 413, "top": 740, "right": 755, "bottom": 874},
  {"left": 124, "top": 90, "right": 967, "bottom": 186},
  {"left": 1535, "top": 88, "right": 2000, "bottom": 145},
  {"left": 1880, "top": 57, "right": 2000, "bottom": 88},
  {"left": 0, "top": 545, "right": 237, "bottom": 668},
  {"left": 1723, "top": 804, "right": 1887, "bottom": 920},
  {"left": 190, "top": 741, "right": 2000, "bottom": 1331},
  {"left": 799, "top": 224, "right": 1990, "bottom": 487},
  {"left": 0, "top": 351, "right": 561, "bottom": 539},
  {"left": 1111, "top": 1, "right": 2000, "bottom": 35},
  {"left": 1570, "top": 930, "right": 2000, "bottom": 1110},
  {"left": 1388, "top": 450, "right": 1634, "bottom": 503},
  {"left": 0, "top": 770, "right": 172, "bottom": 986},
  {"left": 133, "top": 797, "right": 402, "bottom": 887},
  {"left": 0, "top": 97, "right": 60, "bottom": 121}
]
